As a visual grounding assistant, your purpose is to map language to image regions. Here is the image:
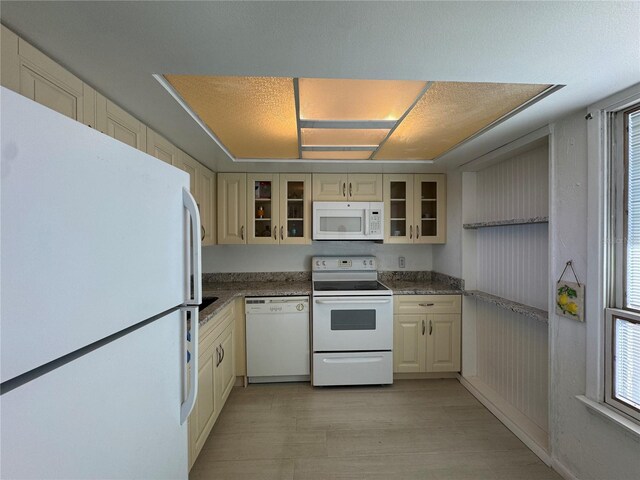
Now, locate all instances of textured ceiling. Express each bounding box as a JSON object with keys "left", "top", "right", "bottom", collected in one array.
[
  {"left": 165, "top": 76, "right": 552, "bottom": 161},
  {"left": 1, "top": 1, "right": 638, "bottom": 172}
]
